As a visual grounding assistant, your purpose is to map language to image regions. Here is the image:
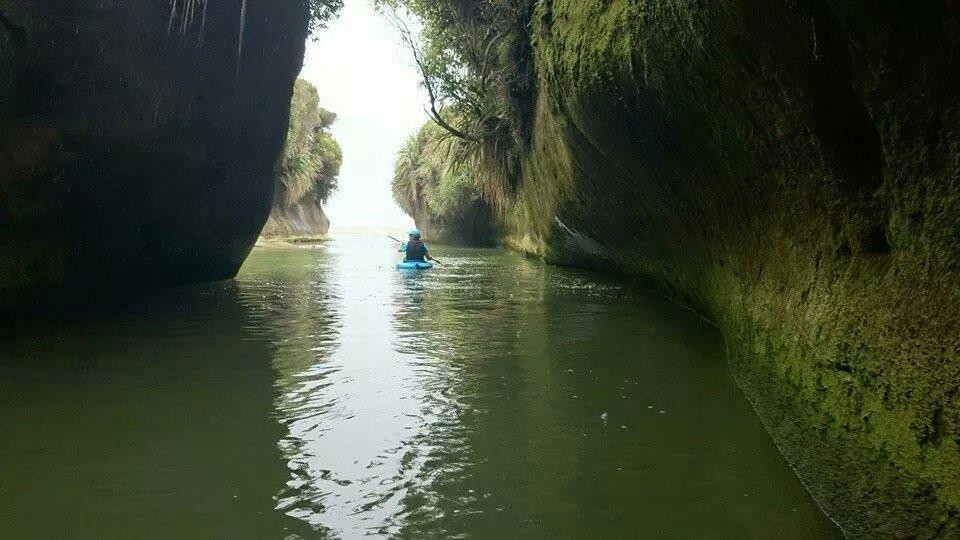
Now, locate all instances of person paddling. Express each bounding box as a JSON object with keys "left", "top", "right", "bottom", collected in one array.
[{"left": 398, "top": 229, "right": 436, "bottom": 263}]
